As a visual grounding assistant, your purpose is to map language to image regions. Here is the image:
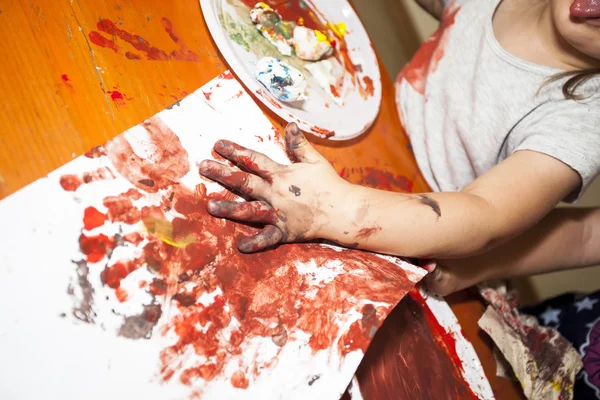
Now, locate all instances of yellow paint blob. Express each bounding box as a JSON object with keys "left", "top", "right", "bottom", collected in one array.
[
  {"left": 327, "top": 22, "right": 347, "bottom": 38},
  {"left": 143, "top": 218, "right": 196, "bottom": 248},
  {"left": 314, "top": 30, "right": 328, "bottom": 42}
]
